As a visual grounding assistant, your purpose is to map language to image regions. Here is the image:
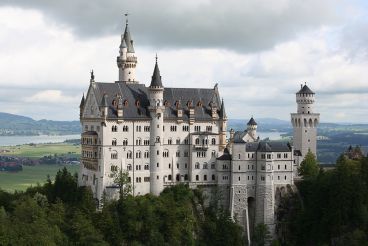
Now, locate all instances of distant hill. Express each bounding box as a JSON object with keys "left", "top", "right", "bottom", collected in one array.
[
  {"left": 228, "top": 118, "right": 291, "bottom": 132},
  {"left": 0, "top": 112, "right": 80, "bottom": 136}
]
